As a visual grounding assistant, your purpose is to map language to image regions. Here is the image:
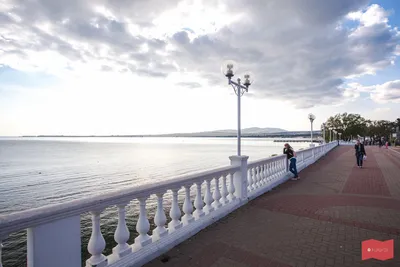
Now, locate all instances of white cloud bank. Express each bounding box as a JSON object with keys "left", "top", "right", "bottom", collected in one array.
[
  {"left": 0, "top": 0, "right": 399, "bottom": 110},
  {"left": 370, "top": 80, "right": 400, "bottom": 103}
]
